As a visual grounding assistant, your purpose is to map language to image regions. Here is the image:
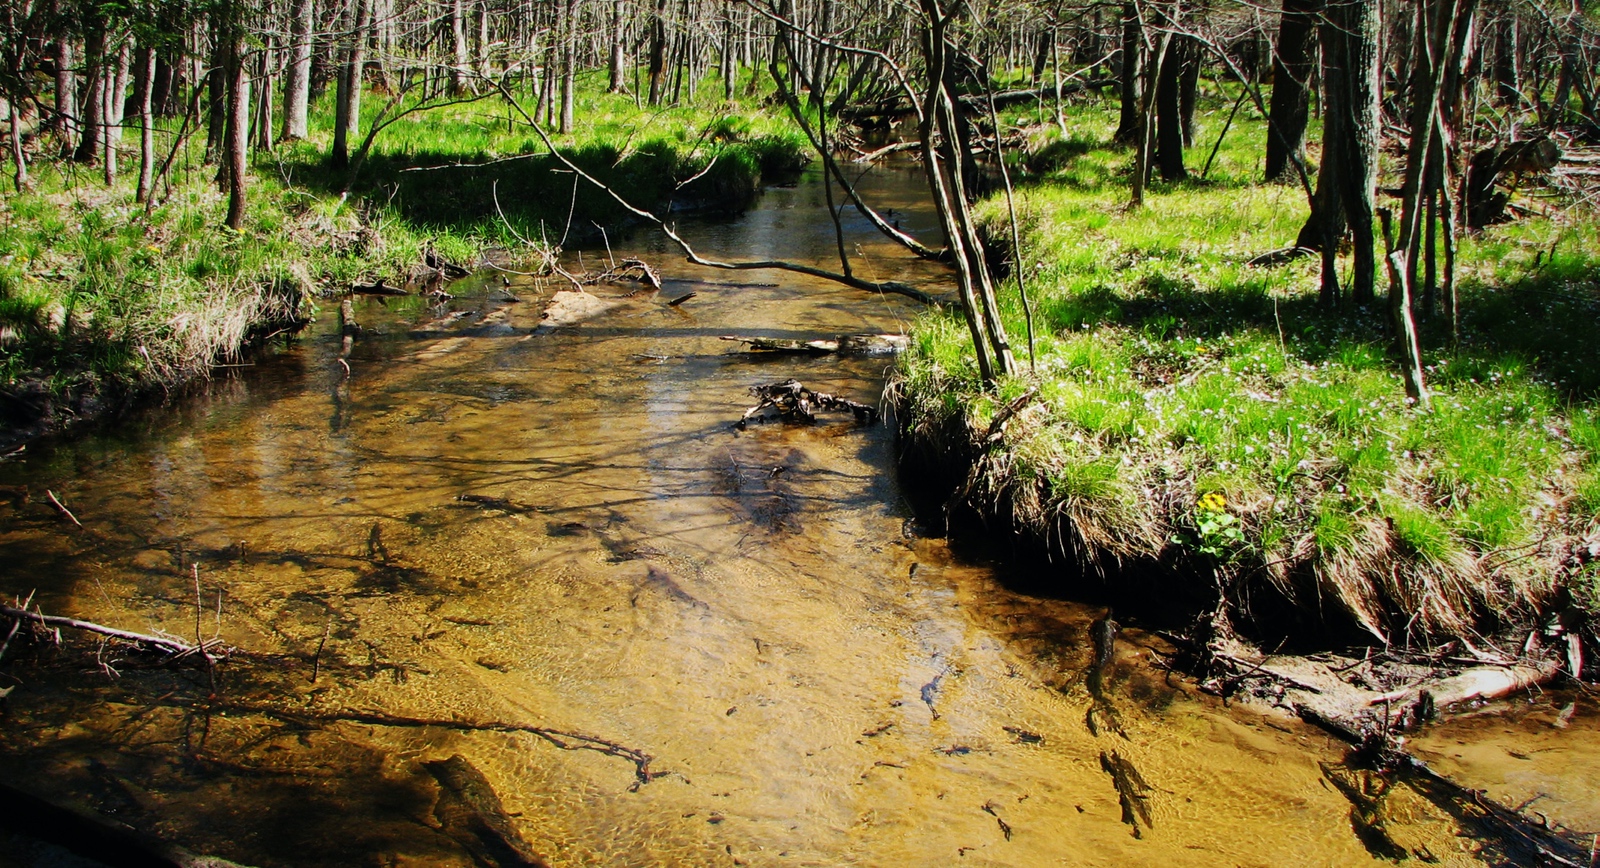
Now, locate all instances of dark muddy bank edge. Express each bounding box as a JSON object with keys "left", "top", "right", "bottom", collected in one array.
[{"left": 888, "top": 383, "right": 1600, "bottom": 672}]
